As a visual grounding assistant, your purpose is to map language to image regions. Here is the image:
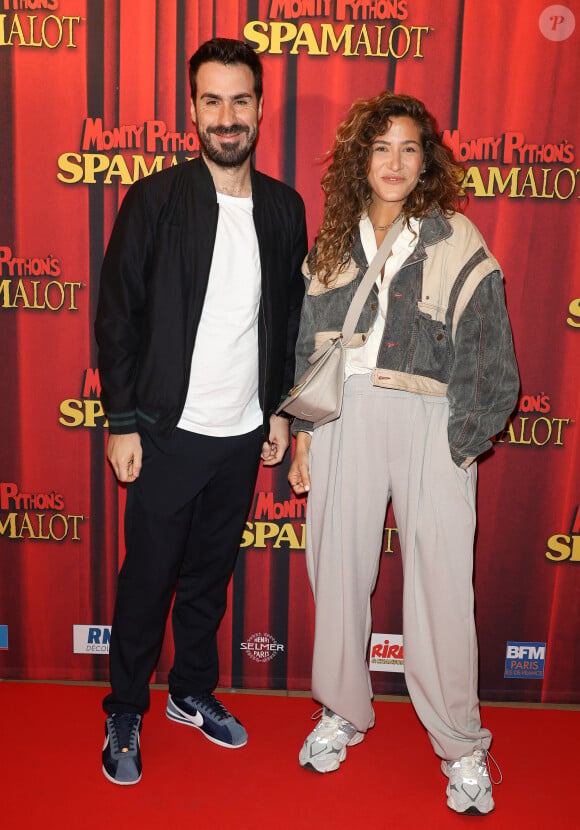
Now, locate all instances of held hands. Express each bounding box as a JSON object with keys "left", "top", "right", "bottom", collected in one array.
[
  {"left": 288, "top": 431, "right": 311, "bottom": 495},
  {"left": 107, "top": 432, "right": 143, "bottom": 482},
  {"left": 261, "top": 414, "right": 291, "bottom": 466}
]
